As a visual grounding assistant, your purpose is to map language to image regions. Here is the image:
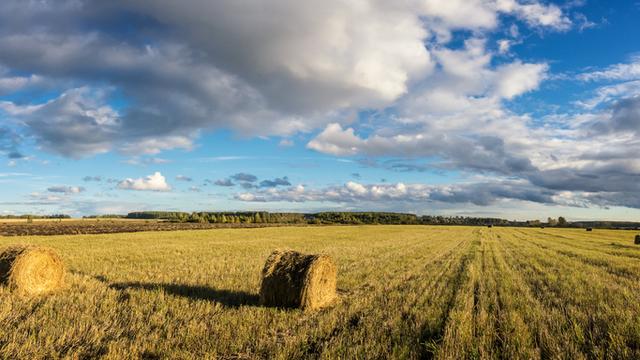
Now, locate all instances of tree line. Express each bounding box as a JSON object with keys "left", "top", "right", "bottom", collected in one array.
[
  {"left": 125, "top": 211, "right": 419, "bottom": 224},
  {"left": 120, "top": 212, "right": 601, "bottom": 228},
  {"left": 0, "top": 214, "right": 71, "bottom": 219}
]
